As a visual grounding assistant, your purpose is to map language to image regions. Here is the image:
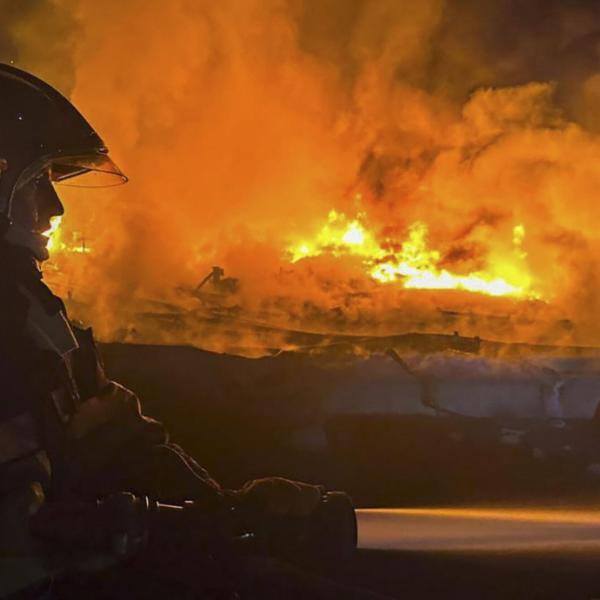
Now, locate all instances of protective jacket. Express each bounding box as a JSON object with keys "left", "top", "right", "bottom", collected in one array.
[
  {"left": 0, "top": 243, "right": 226, "bottom": 595},
  {"left": 0, "top": 244, "right": 226, "bottom": 501}
]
